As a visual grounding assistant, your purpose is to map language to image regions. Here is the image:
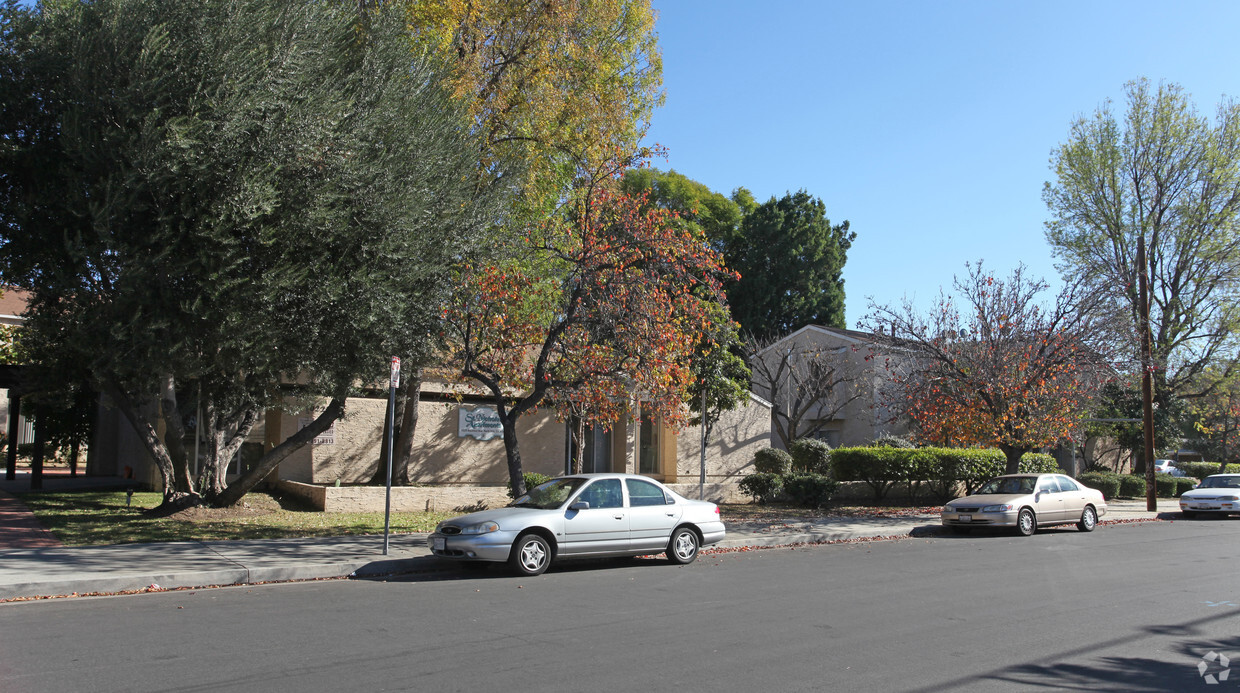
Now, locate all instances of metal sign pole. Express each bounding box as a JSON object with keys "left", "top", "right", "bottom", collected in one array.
[{"left": 383, "top": 356, "right": 400, "bottom": 556}]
